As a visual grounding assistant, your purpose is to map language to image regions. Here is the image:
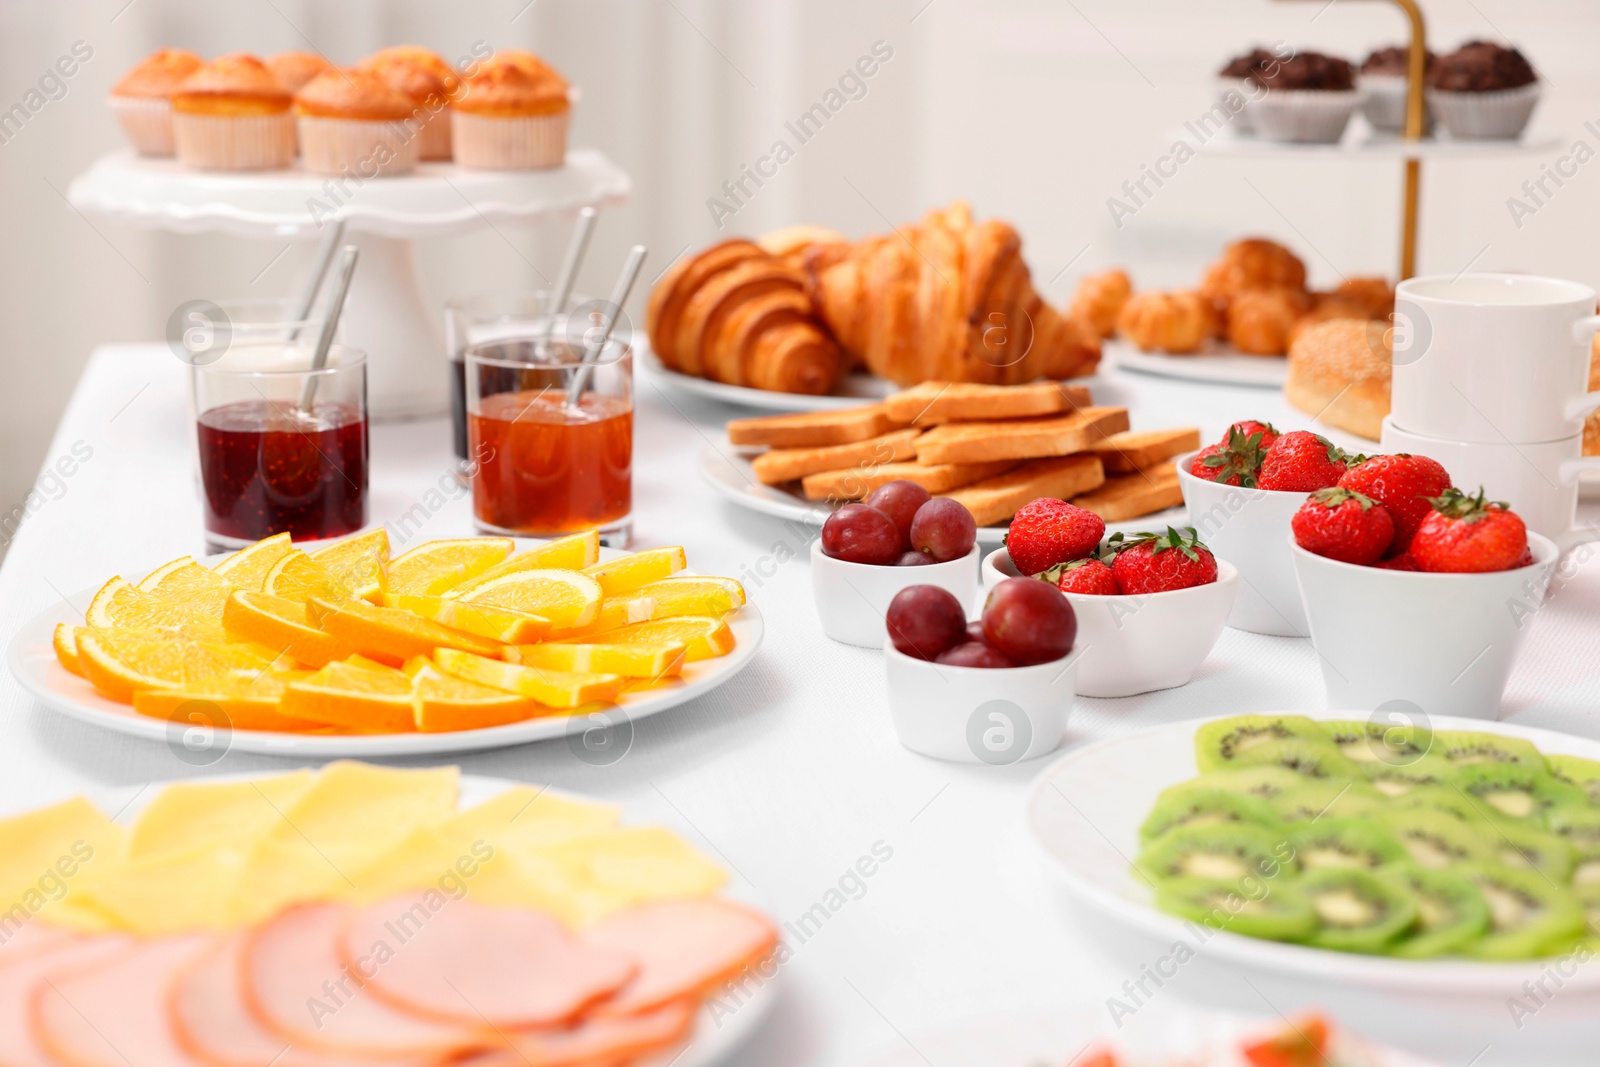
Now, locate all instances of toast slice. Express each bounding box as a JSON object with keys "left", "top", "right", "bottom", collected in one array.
[
  {"left": 1089, "top": 427, "right": 1202, "bottom": 475},
  {"left": 727, "top": 405, "right": 895, "bottom": 448},
  {"left": 913, "top": 407, "right": 1131, "bottom": 466},
  {"left": 750, "top": 429, "right": 920, "bottom": 486},
  {"left": 801, "top": 460, "right": 1015, "bottom": 501},
  {"left": 883, "top": 381, "right": 1092, "bottom": 426},
  {"left": 1071, "top": 466, "right": 1184, "bottom": 522},
  {"left": 938, "top": 455, "right": 1106, "bottom": 527}
]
